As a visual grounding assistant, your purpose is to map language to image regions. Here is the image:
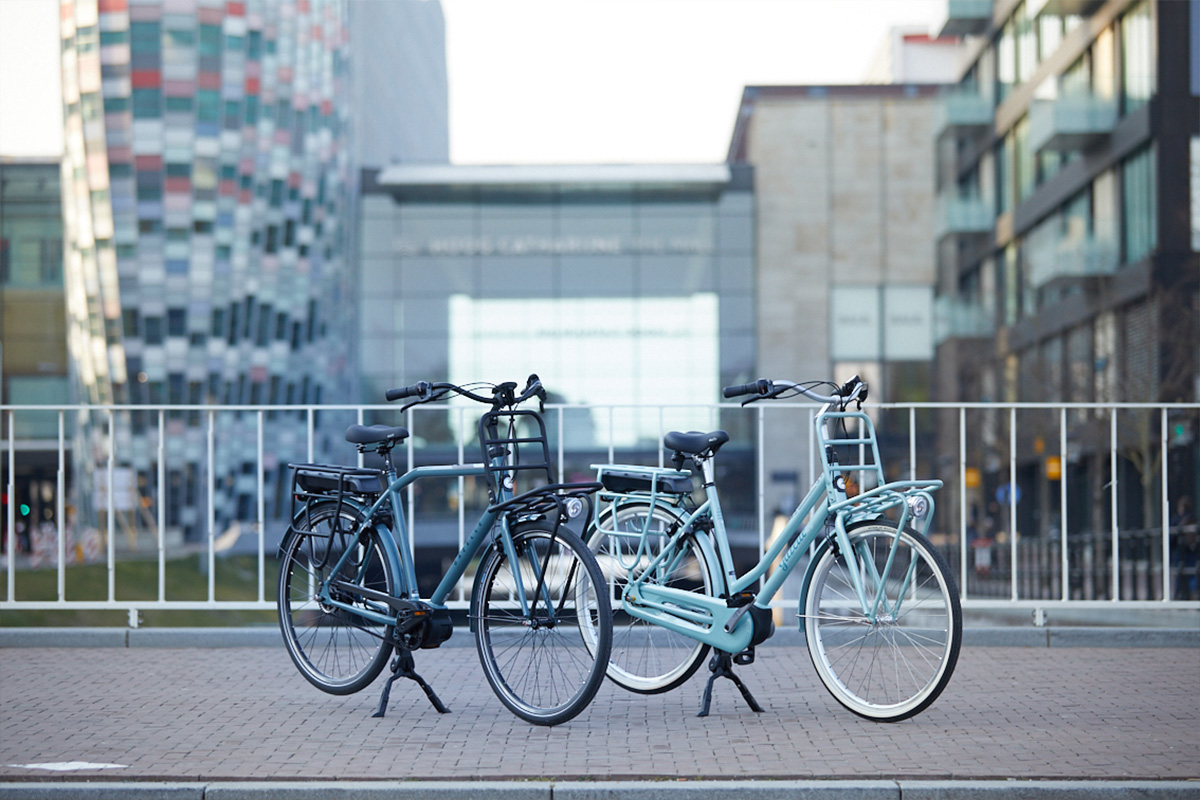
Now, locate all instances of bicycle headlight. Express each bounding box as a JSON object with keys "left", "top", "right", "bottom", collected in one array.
[
  {"left": 907, "top": 495, "right": 929, "bottom": 518},
  {"left": 564, "top": 497, "right": 584, "bottom": 519}
]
